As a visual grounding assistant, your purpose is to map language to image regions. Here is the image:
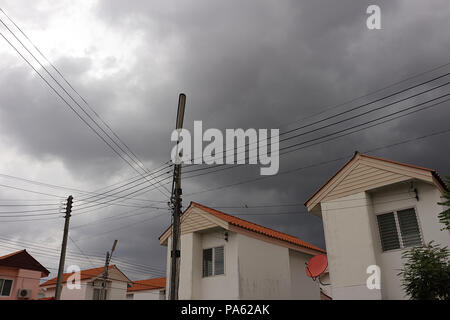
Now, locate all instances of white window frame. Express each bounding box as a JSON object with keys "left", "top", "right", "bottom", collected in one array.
[
  {"left": 202, "top": 246, "right": 225, "bottom": 278},
  {"left": 376, "top": 206, "right": 424, "bottom": 252},
  {"left": 0, "top": 278, "right": 14, "bottom": 298}
]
